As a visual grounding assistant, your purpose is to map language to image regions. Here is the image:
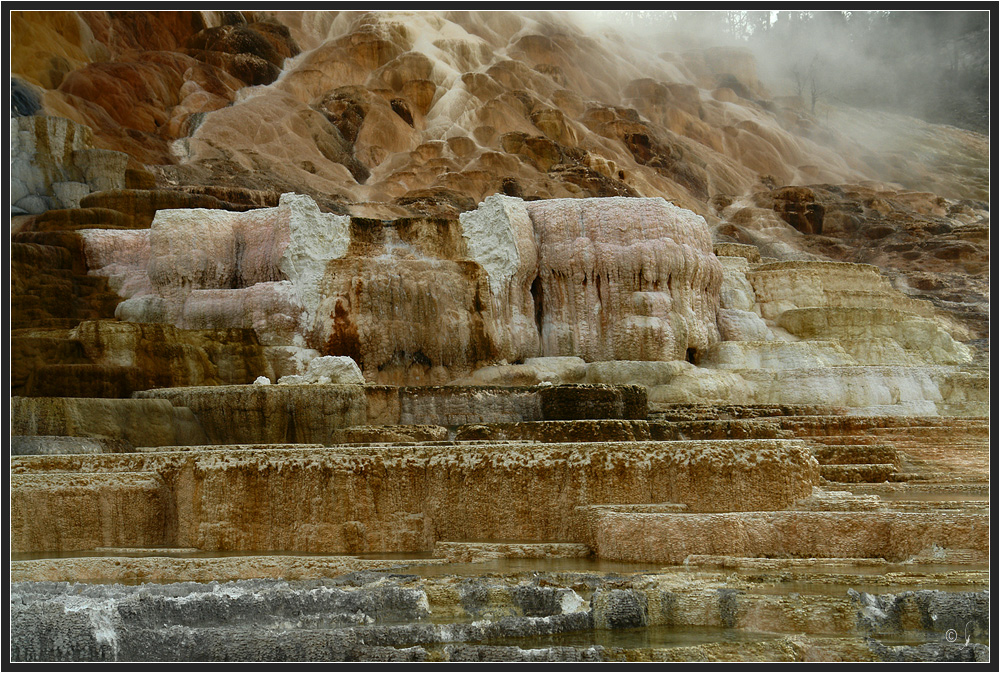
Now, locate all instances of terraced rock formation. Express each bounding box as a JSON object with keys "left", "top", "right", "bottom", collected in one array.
[{"left": 9, "top": 9, "right": 989, "bottom": 663}]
